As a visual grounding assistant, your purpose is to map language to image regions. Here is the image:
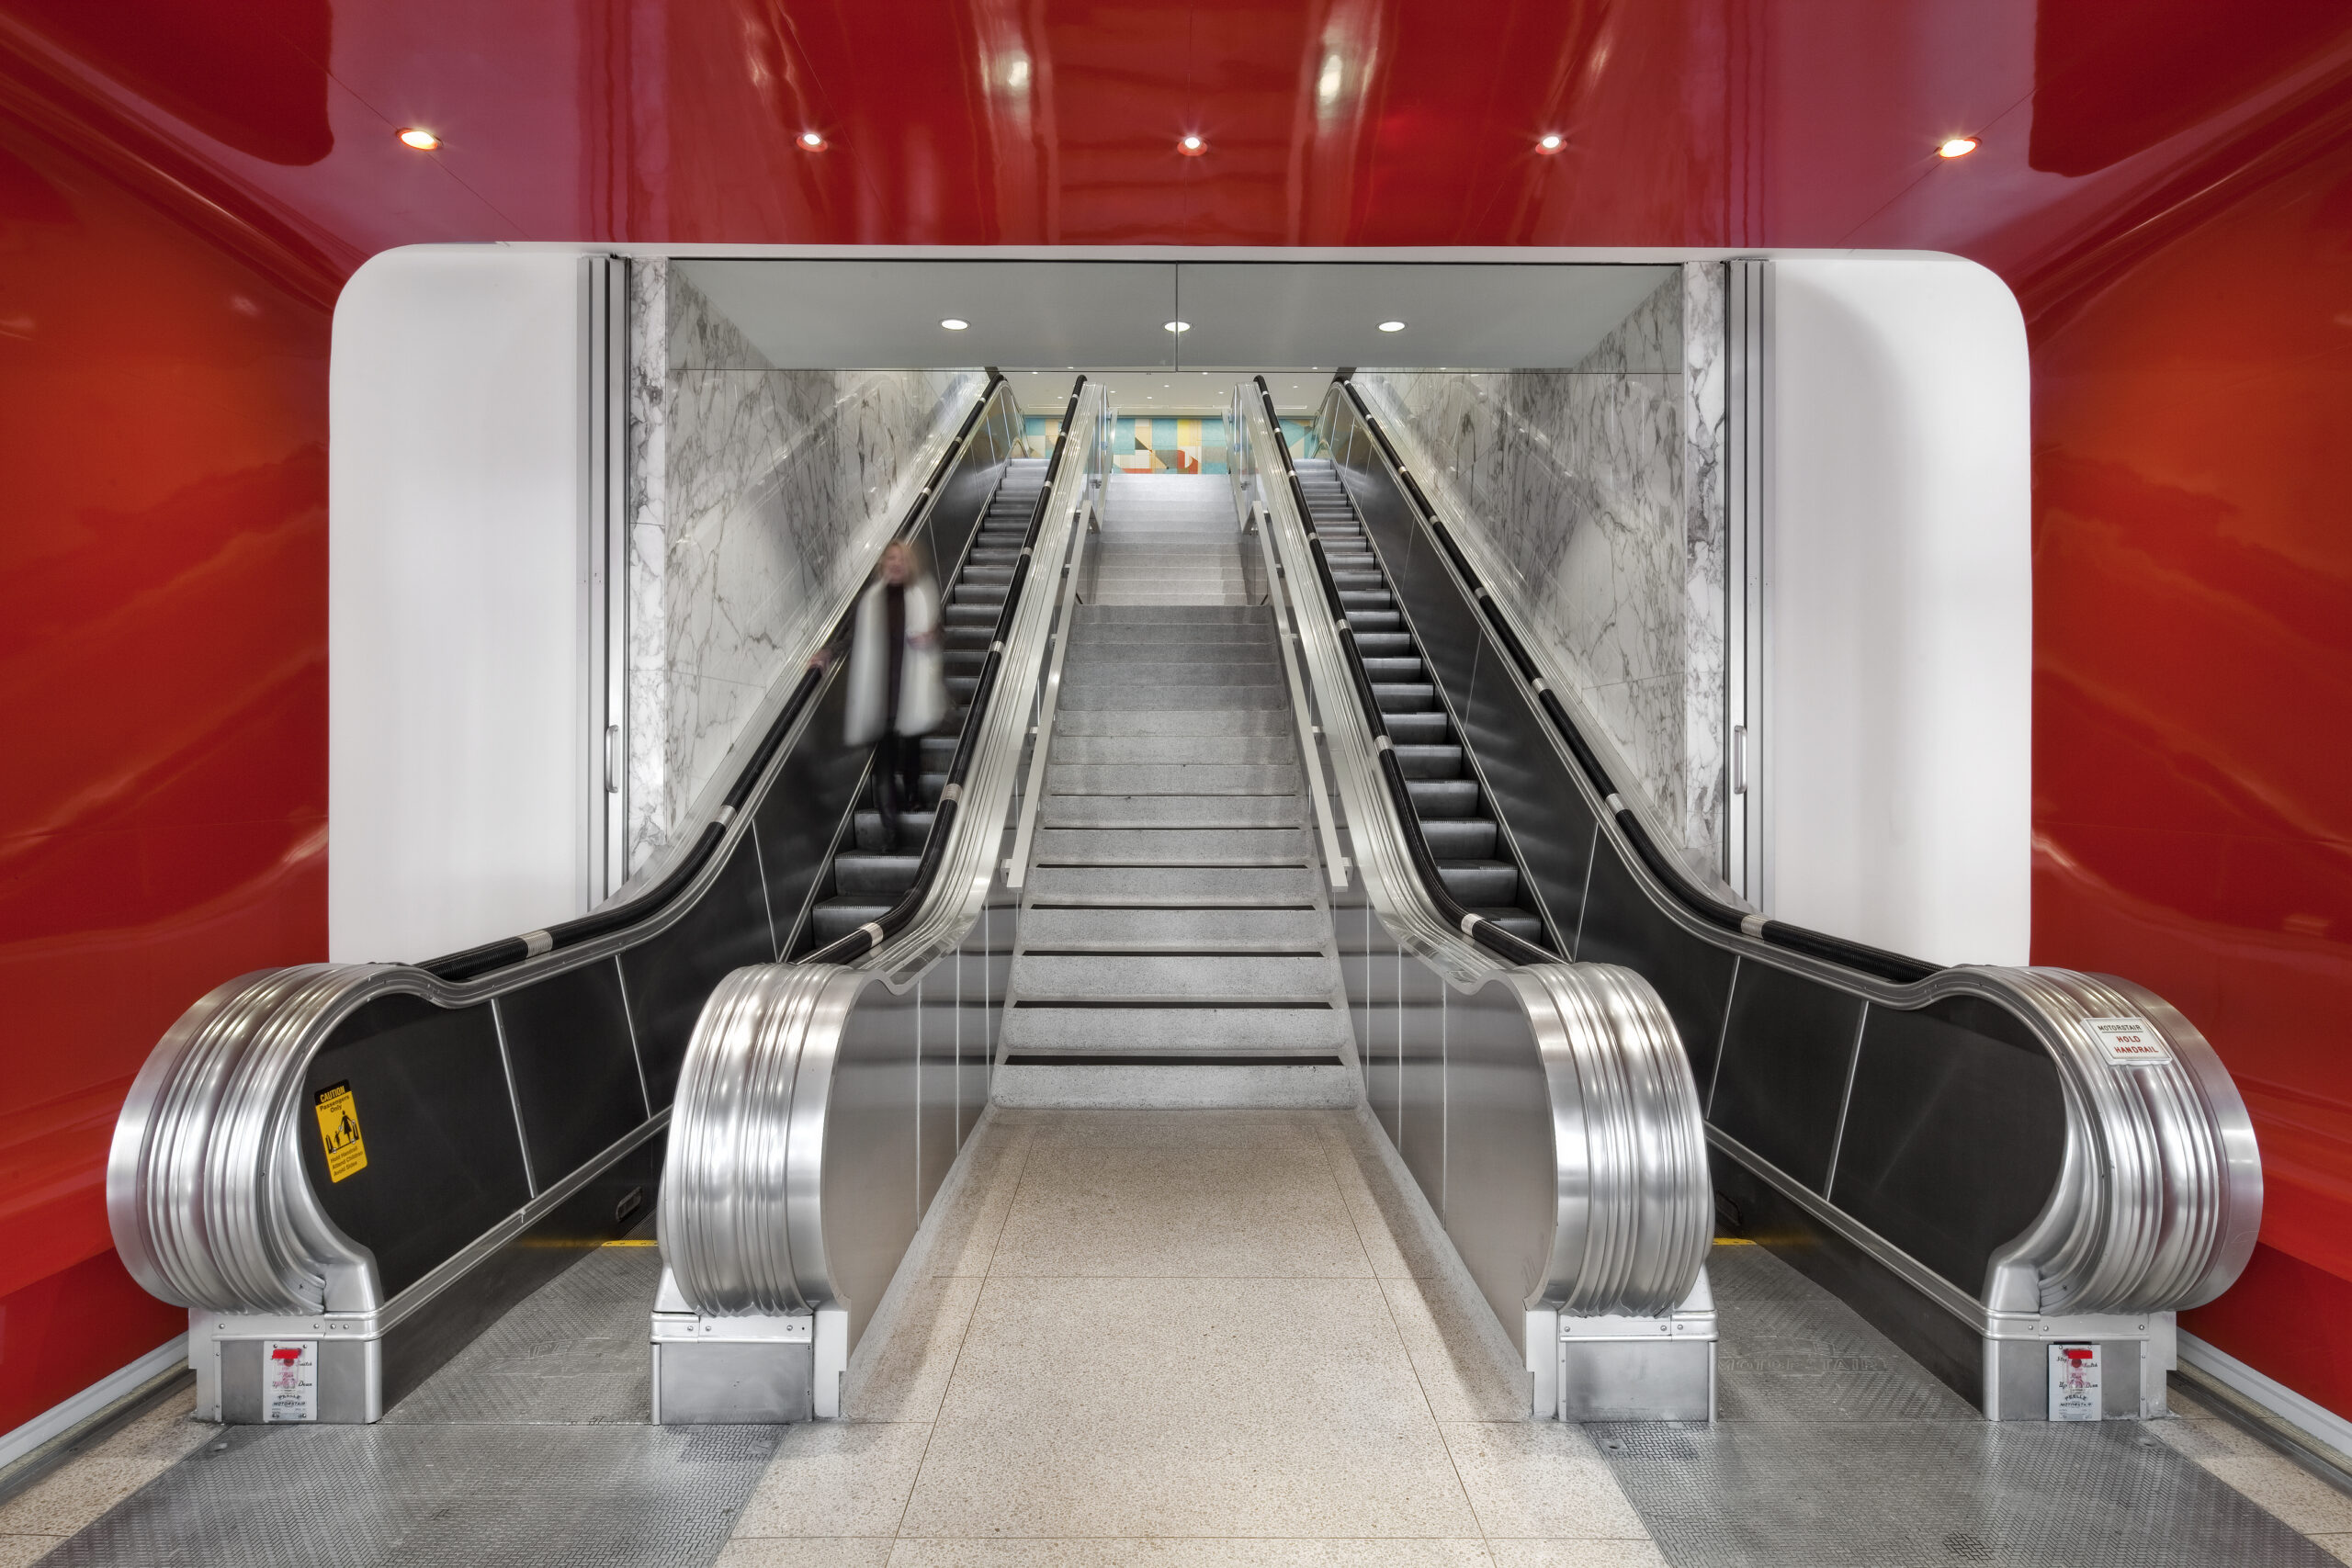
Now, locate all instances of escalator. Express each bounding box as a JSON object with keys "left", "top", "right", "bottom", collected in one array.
[
  {"left": 801, "top": 457, "right": 1049, "bottom": 949},
  {"left": 1292, "top": 458, "right": 1547, "bottom": 944},
  {"left": 1273, "top": 372, "right": 2262, "bottom": 1420},
  {"left": 104, "top": 370, "right": 1056, "bottom": 1424}
]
